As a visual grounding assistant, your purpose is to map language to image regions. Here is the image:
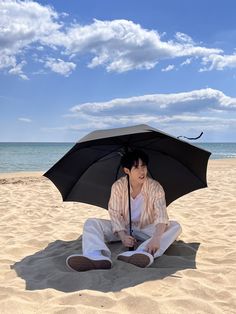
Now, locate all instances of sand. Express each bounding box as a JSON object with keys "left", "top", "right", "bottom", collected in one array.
[{"left": 0, "top": 159, "right": 236, "bottom": 314}]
